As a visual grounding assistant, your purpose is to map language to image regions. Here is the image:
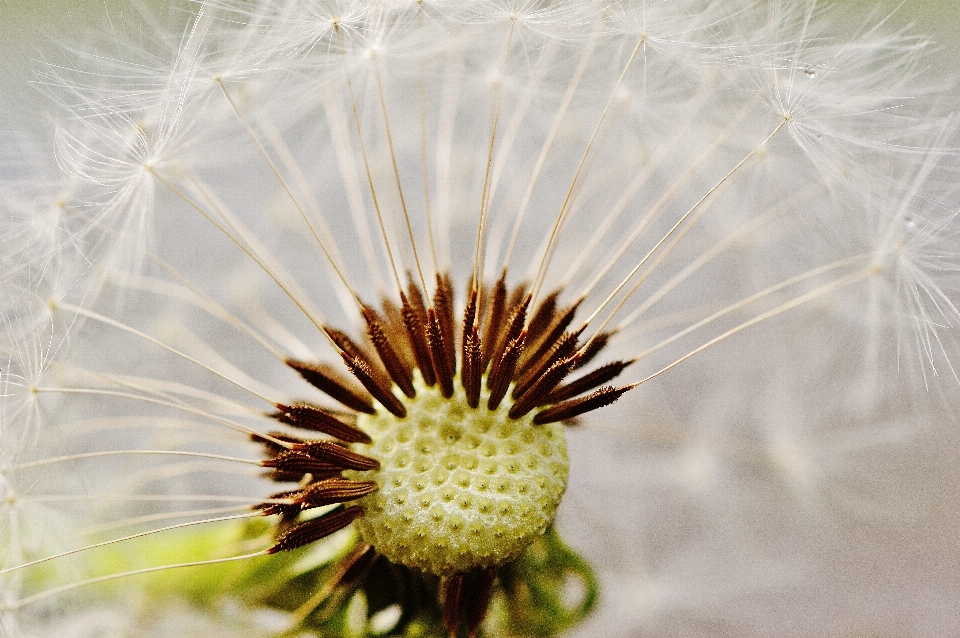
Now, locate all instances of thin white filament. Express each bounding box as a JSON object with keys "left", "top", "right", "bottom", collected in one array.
[
  {"left": 633, "top": 255, "right": 872, "bottom": 363},
  {"left": 132, "top": 264, "right": 288, "bottom": 362},
  {"left": 20, "top": 494, "right": 283, "bottom": 505},
  {"left": 528, "top": 35, "right": 646, "bottom": 312},
  {"left": 15, "top": 450, "right": 263, "bottom": 470},
  {"left": 34, "top": 386, "right": 291, "bottom": 449},
  {"left": 501, "top": 20, "right": 602, "bottom": 273},
  {"left": 53, "top": 301, "right": 275, "bottom": 406},
  {"left": 5, "top": 550, "right": 270, "bottom": 610},
  {"left": 473, "top": 19, "right": 517, "bottom": 291},
  {"left": 335, "top": 25, "right": 405, "bottom": 296},
  {"left": 149, "top": 169, "right": 331, "bottom": 339},
  {"left": 77, "top": 506, "right": 252, "bottom": 537},
  {"left": 612, "top": 188, "right": 825, "bottom": 332},
  {"left": 0, "top": 512, "right": 262, "bottom": 575},
  {"left": 375, "top": 63, "right": 428, "bottom": 294},
  {"left": 579, "top": 118, "right": 789, "bottom": 334},
  {"left": 418, "top": 3, "right": 439, "bottom": 278},
  {"left": 635, "top": 269, "right": 872, "bottom": 386},
  {"left": 216, "top": 78, "right": 363, "bottom": 309},
  {"left": 570, "top": 92, "right": 763, "bottom": 296}
]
